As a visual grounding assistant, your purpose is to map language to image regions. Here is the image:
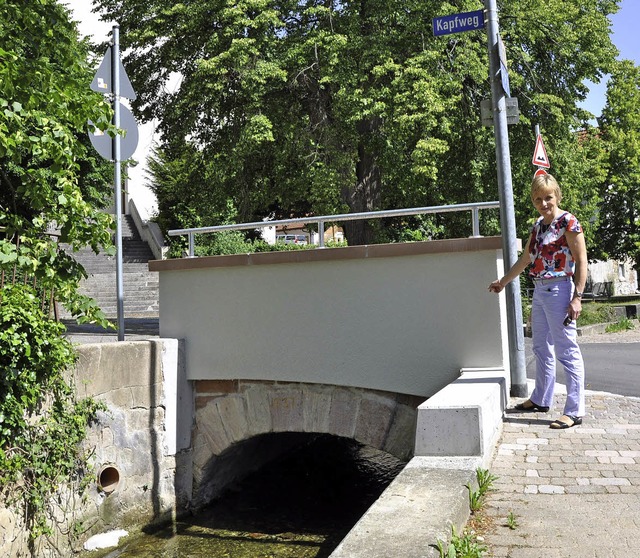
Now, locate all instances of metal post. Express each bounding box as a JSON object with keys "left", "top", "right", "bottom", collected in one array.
[
  {"left": 188, "top": 233, "right": 195, "bottom": 257},
  {"left": 112, "top": 26, "right": 125, "bottom": 341},
  {"left": 471, "top": 208, "right": 480, "bottom": 237},
  {"left": 484, "top": 0, "right": 527, "bottom": 396}
]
